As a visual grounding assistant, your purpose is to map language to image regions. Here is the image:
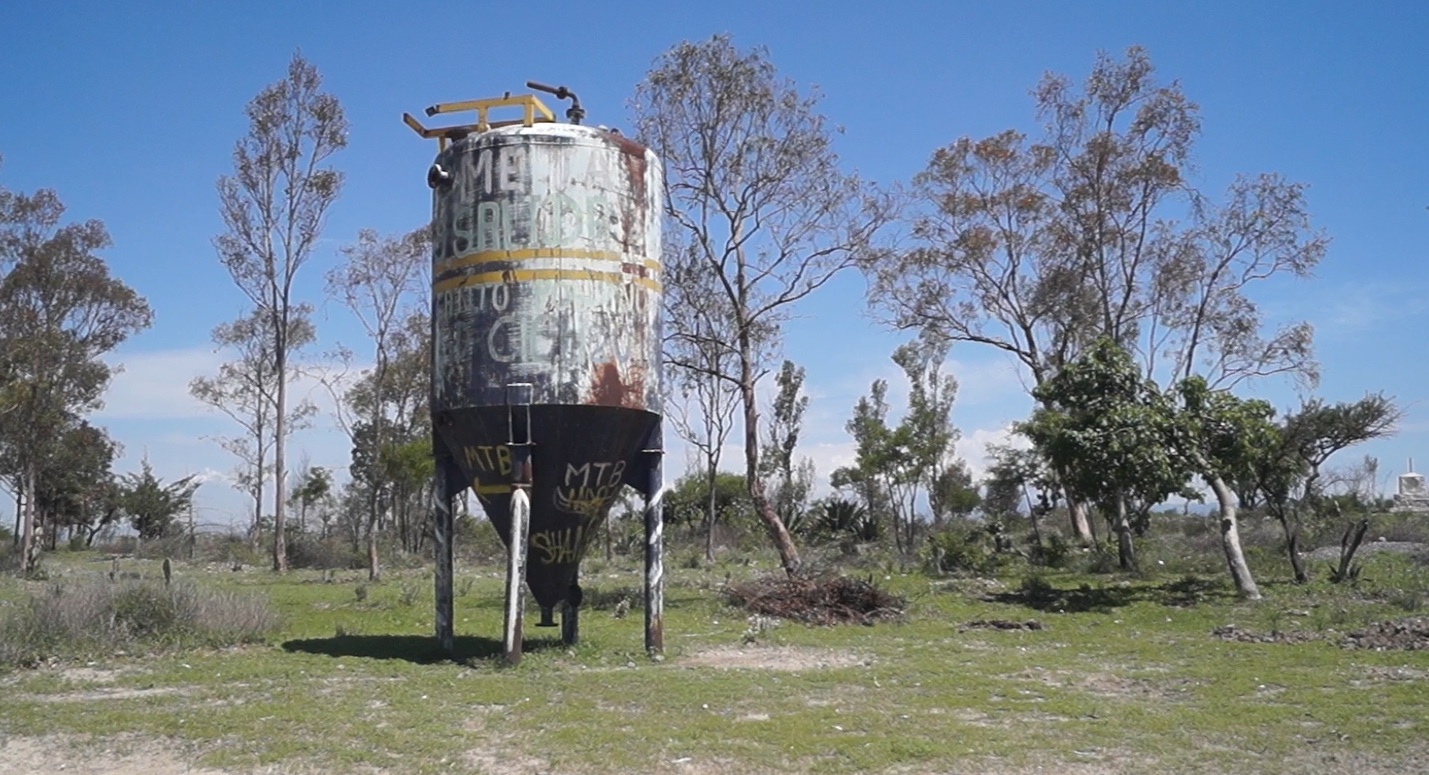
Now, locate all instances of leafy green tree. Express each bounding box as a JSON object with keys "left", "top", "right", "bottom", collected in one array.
[
  {"left": 1024, "top": 339, "right": 1187, "bottom": 571},
  {"left": 1248, "top": 394, "right": 1401, "bottom": 582},
  {"left": 215, "top": 53, "right": 346, "bottom": 572},
  {"left": 338, "top": 309, "right": 430, "bottom": 578},
  {"left": 665, "top": 471, "right": 752, "bottom": 545},
  {"left": 831, "top": 380, "right": 896, "bottom": 537},
  {"left": 30, "top": 420, "right": 120, "bottom": 548},
  {"left": 1174, "top": 378, "right": 1276, "bottom": 598},
  {"left": 981, "top": 444, "right": 1059, "bottom": 546},
  {"left": 634, "top": 35, "right": 893, "bottom": 577},
  {"left": 289, "top": 460, "right": 333, "bottom": 537},
  {"left": 122, "top": 460, "right": 200, "bottom": 542},
  {"left": 928, "top": 460, "right": 980, "bottom": 524},
  {"left": 0, "top": 162, "right": 152, "bottom": 571},
  {"left": 380, "top": 438, "right": 434, "bottom": 554}
]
